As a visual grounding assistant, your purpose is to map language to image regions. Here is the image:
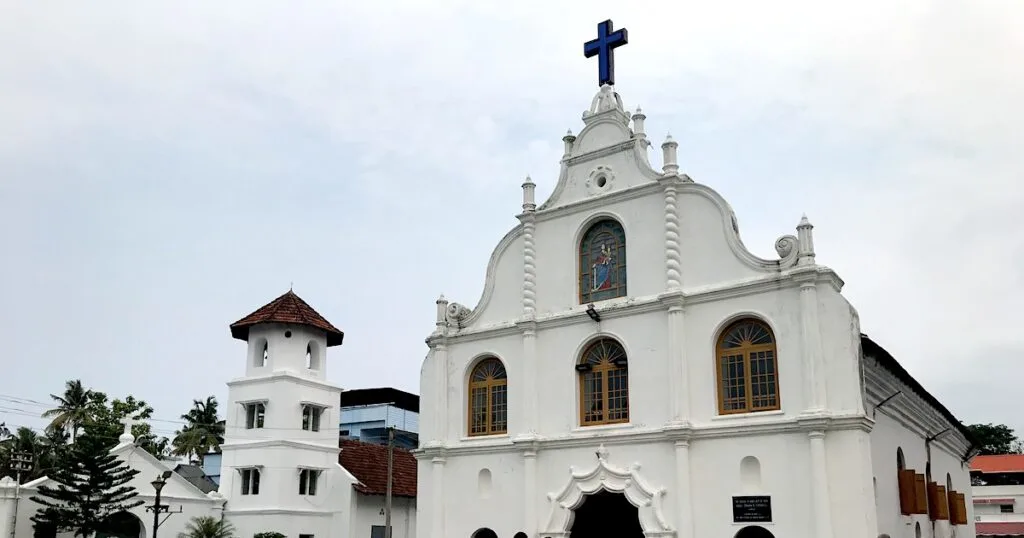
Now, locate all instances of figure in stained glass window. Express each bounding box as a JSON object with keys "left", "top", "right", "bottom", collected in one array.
[{"left": 579, "top": 219, "right": 627, "bottom": 303}]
